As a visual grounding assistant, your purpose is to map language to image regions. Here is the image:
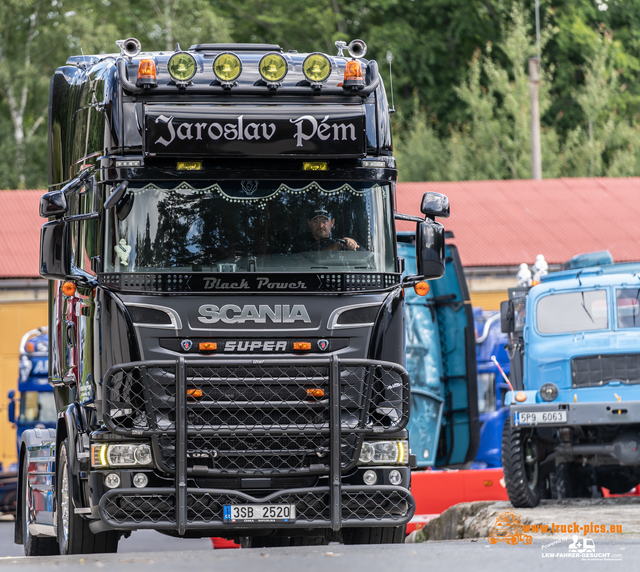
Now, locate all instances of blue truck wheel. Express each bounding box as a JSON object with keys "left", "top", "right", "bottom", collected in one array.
[{"left": 501, "top": 419, "right": 543, "bottom": 508}]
